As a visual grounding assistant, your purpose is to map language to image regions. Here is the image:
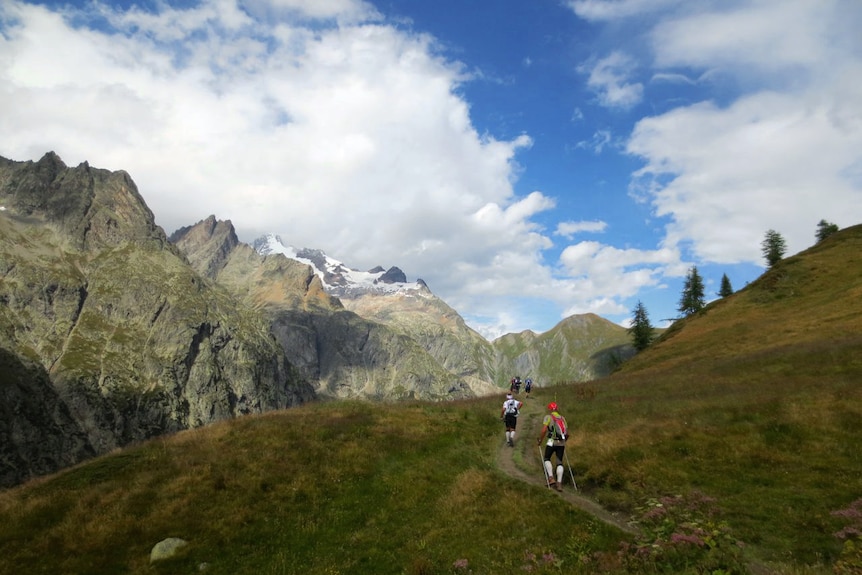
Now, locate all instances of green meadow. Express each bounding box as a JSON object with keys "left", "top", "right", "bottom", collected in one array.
[{"left": 1, "top": 225, "right": 860, "bottom": 574}]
